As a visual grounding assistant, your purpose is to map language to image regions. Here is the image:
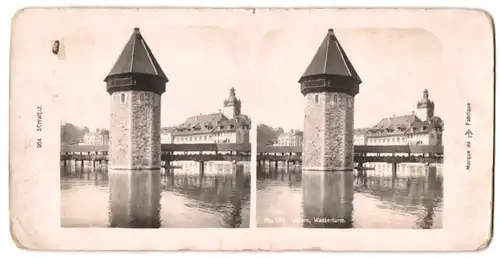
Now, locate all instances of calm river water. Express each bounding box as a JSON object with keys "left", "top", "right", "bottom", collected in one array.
[
  {"left": 257, "top": 163, "right": 443, "bottom": 228},
  {"left": 61, "top": 161, "right": 250, "bottom": 228}
]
